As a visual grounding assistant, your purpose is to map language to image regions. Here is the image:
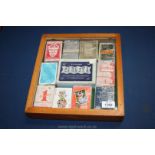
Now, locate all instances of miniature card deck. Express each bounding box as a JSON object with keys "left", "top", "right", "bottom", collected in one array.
[
  {"left": 79, "top": 40, "right": 98, "bottom": 59},
  {"left": 57, "top": 59, "right": 96, "bottom": 87},
  {"left": 99, "top": 42, "right": 115, "bottom": 61},
  {"left": 44, "top": 41, "right": 62, "bottom": 61},
  {"left": 53, "top": 88, "right": 72, "bottom": 108},
  {"left": 34, "top": 85, "right": 55, "bottom": 107},
  {"left": 95, "top": 86, "right": 115, "bottom": 109},
  {"left": 72, "top": 86, "right": 92, "bottom": 109},
  {"left": 39, "top": 62, "right": 57, "bottom": 85}
]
